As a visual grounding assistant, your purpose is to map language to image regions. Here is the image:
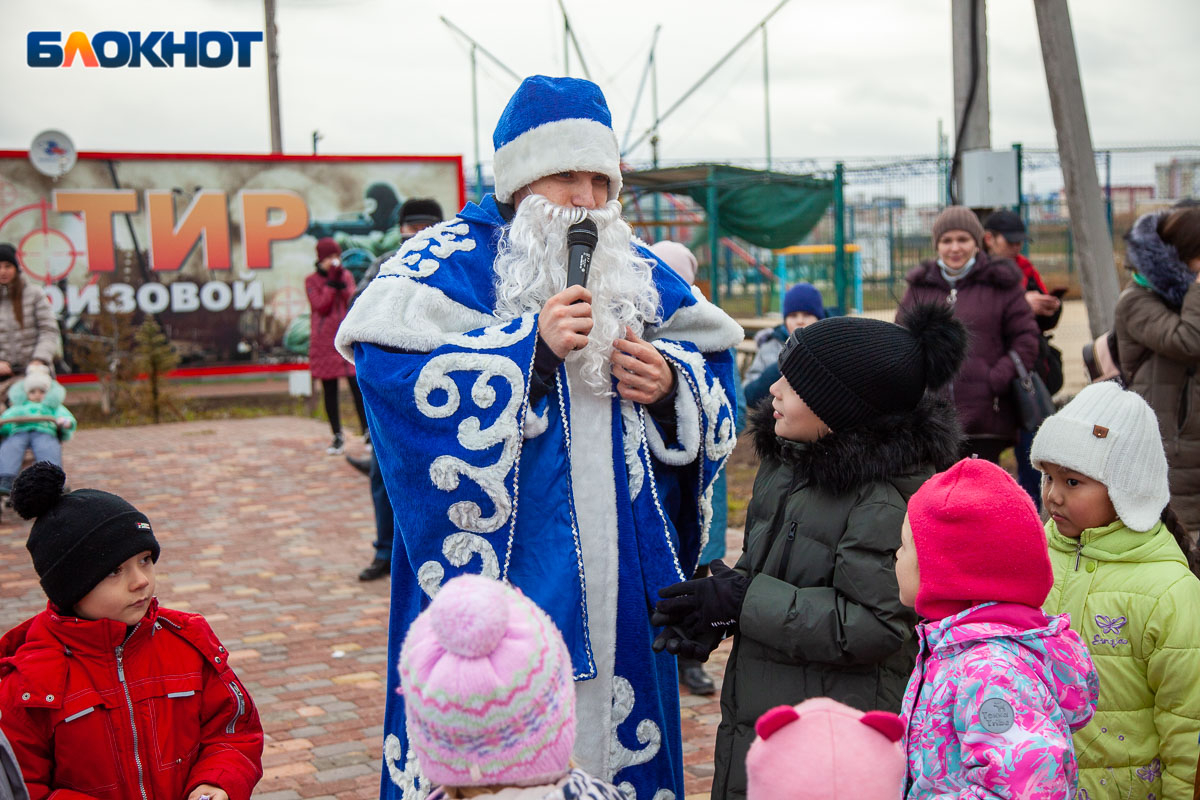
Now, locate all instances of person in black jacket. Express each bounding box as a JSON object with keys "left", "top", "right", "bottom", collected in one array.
[{"left": 652, "top": 304, "right": 966, "bottom": 800}]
